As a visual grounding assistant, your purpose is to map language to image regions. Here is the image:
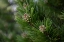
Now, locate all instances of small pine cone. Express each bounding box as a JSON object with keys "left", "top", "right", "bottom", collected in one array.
[
  {"left": 22, "top": 13, "right": 30, "bottom": 22},
  {"left": 39, "top": 25, "right": 46, "bottom": 33},
  {"left": 21, "top": 32, "right": 27, "bottom": 38},
  {"left": 22, "top": 13, "right": 28, "bottom": 20}
]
